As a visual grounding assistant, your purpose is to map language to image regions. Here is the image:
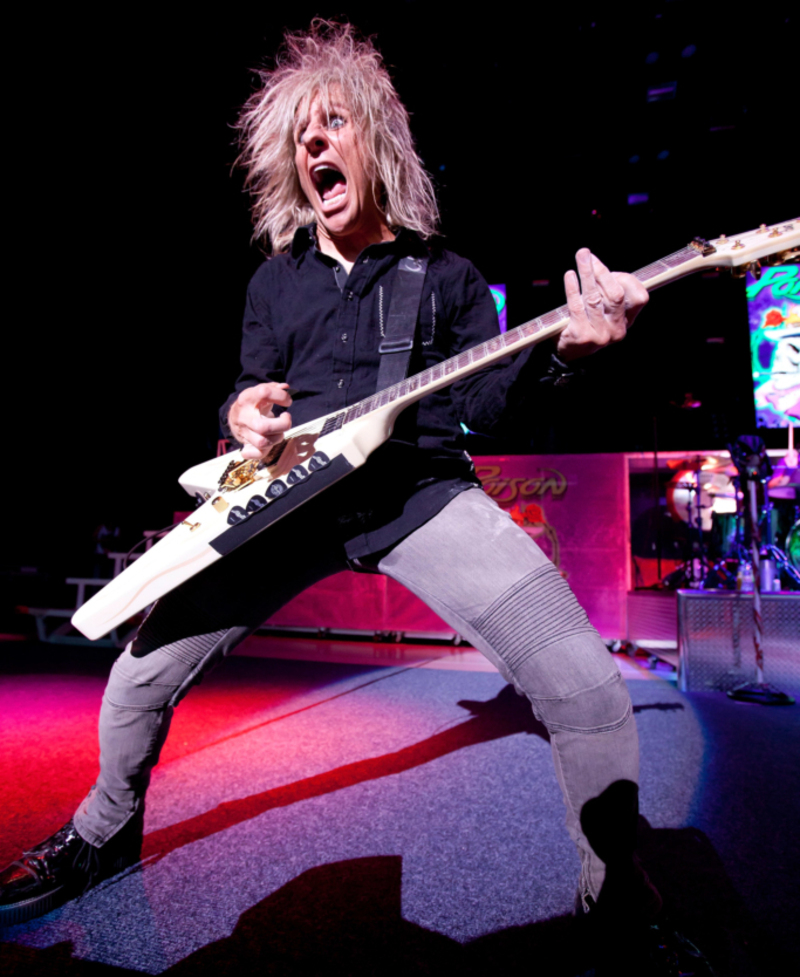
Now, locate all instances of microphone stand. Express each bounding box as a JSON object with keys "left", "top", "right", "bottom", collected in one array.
[{"left": 727, "top": 437, "right": 794, "bottom": 705}]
